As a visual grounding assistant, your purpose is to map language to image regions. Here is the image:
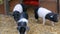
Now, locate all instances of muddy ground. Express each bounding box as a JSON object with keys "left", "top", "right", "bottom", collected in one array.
[{"left": 0, "top": 9, "right": 60, "bottom": 34}]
